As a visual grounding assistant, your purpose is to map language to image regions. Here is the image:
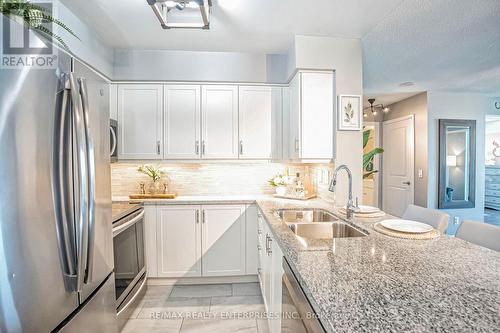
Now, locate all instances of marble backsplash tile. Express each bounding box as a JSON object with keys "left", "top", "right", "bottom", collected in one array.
[{"left": 111, "top": 162, "right": 334, "bottom": 199}]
